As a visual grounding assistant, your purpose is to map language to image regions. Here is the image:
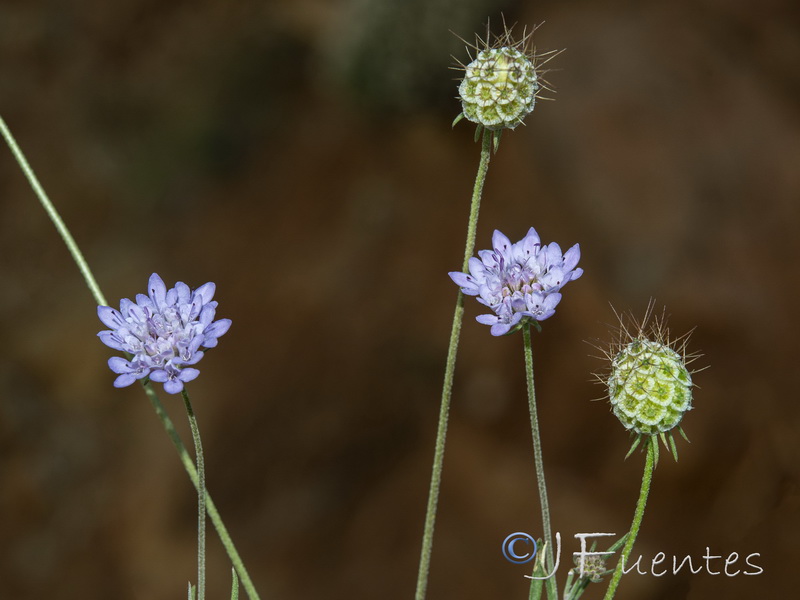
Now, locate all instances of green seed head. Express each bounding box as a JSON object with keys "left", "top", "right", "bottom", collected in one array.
[
  {"left": 458, "top": 46, "right": 539, "bottom": 130},
  {"left": 573, "top": 553, "right": 608, "bottom": 583},
  {"left": 608, "top": 338, "right": 693, "bottom": 435},
  {"left": 454, "top": 22, "right": 559, "bottom": 134}
]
